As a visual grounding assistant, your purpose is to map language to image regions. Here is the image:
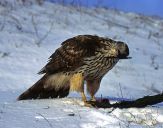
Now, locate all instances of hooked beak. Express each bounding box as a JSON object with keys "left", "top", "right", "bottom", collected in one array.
[{"left": 117, "top": 50, "right": 132, "bottom": 59}]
